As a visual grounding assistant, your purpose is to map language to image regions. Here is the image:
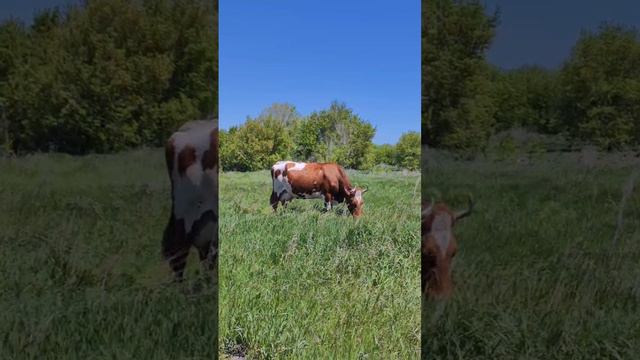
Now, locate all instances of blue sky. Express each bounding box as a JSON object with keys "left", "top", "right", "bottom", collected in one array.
[
  {"left": 484, "top": 0, "right": 640, "bottom": 69},
  {"left": 220, "top": 1, "right": 420, "bottom": 145}
]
